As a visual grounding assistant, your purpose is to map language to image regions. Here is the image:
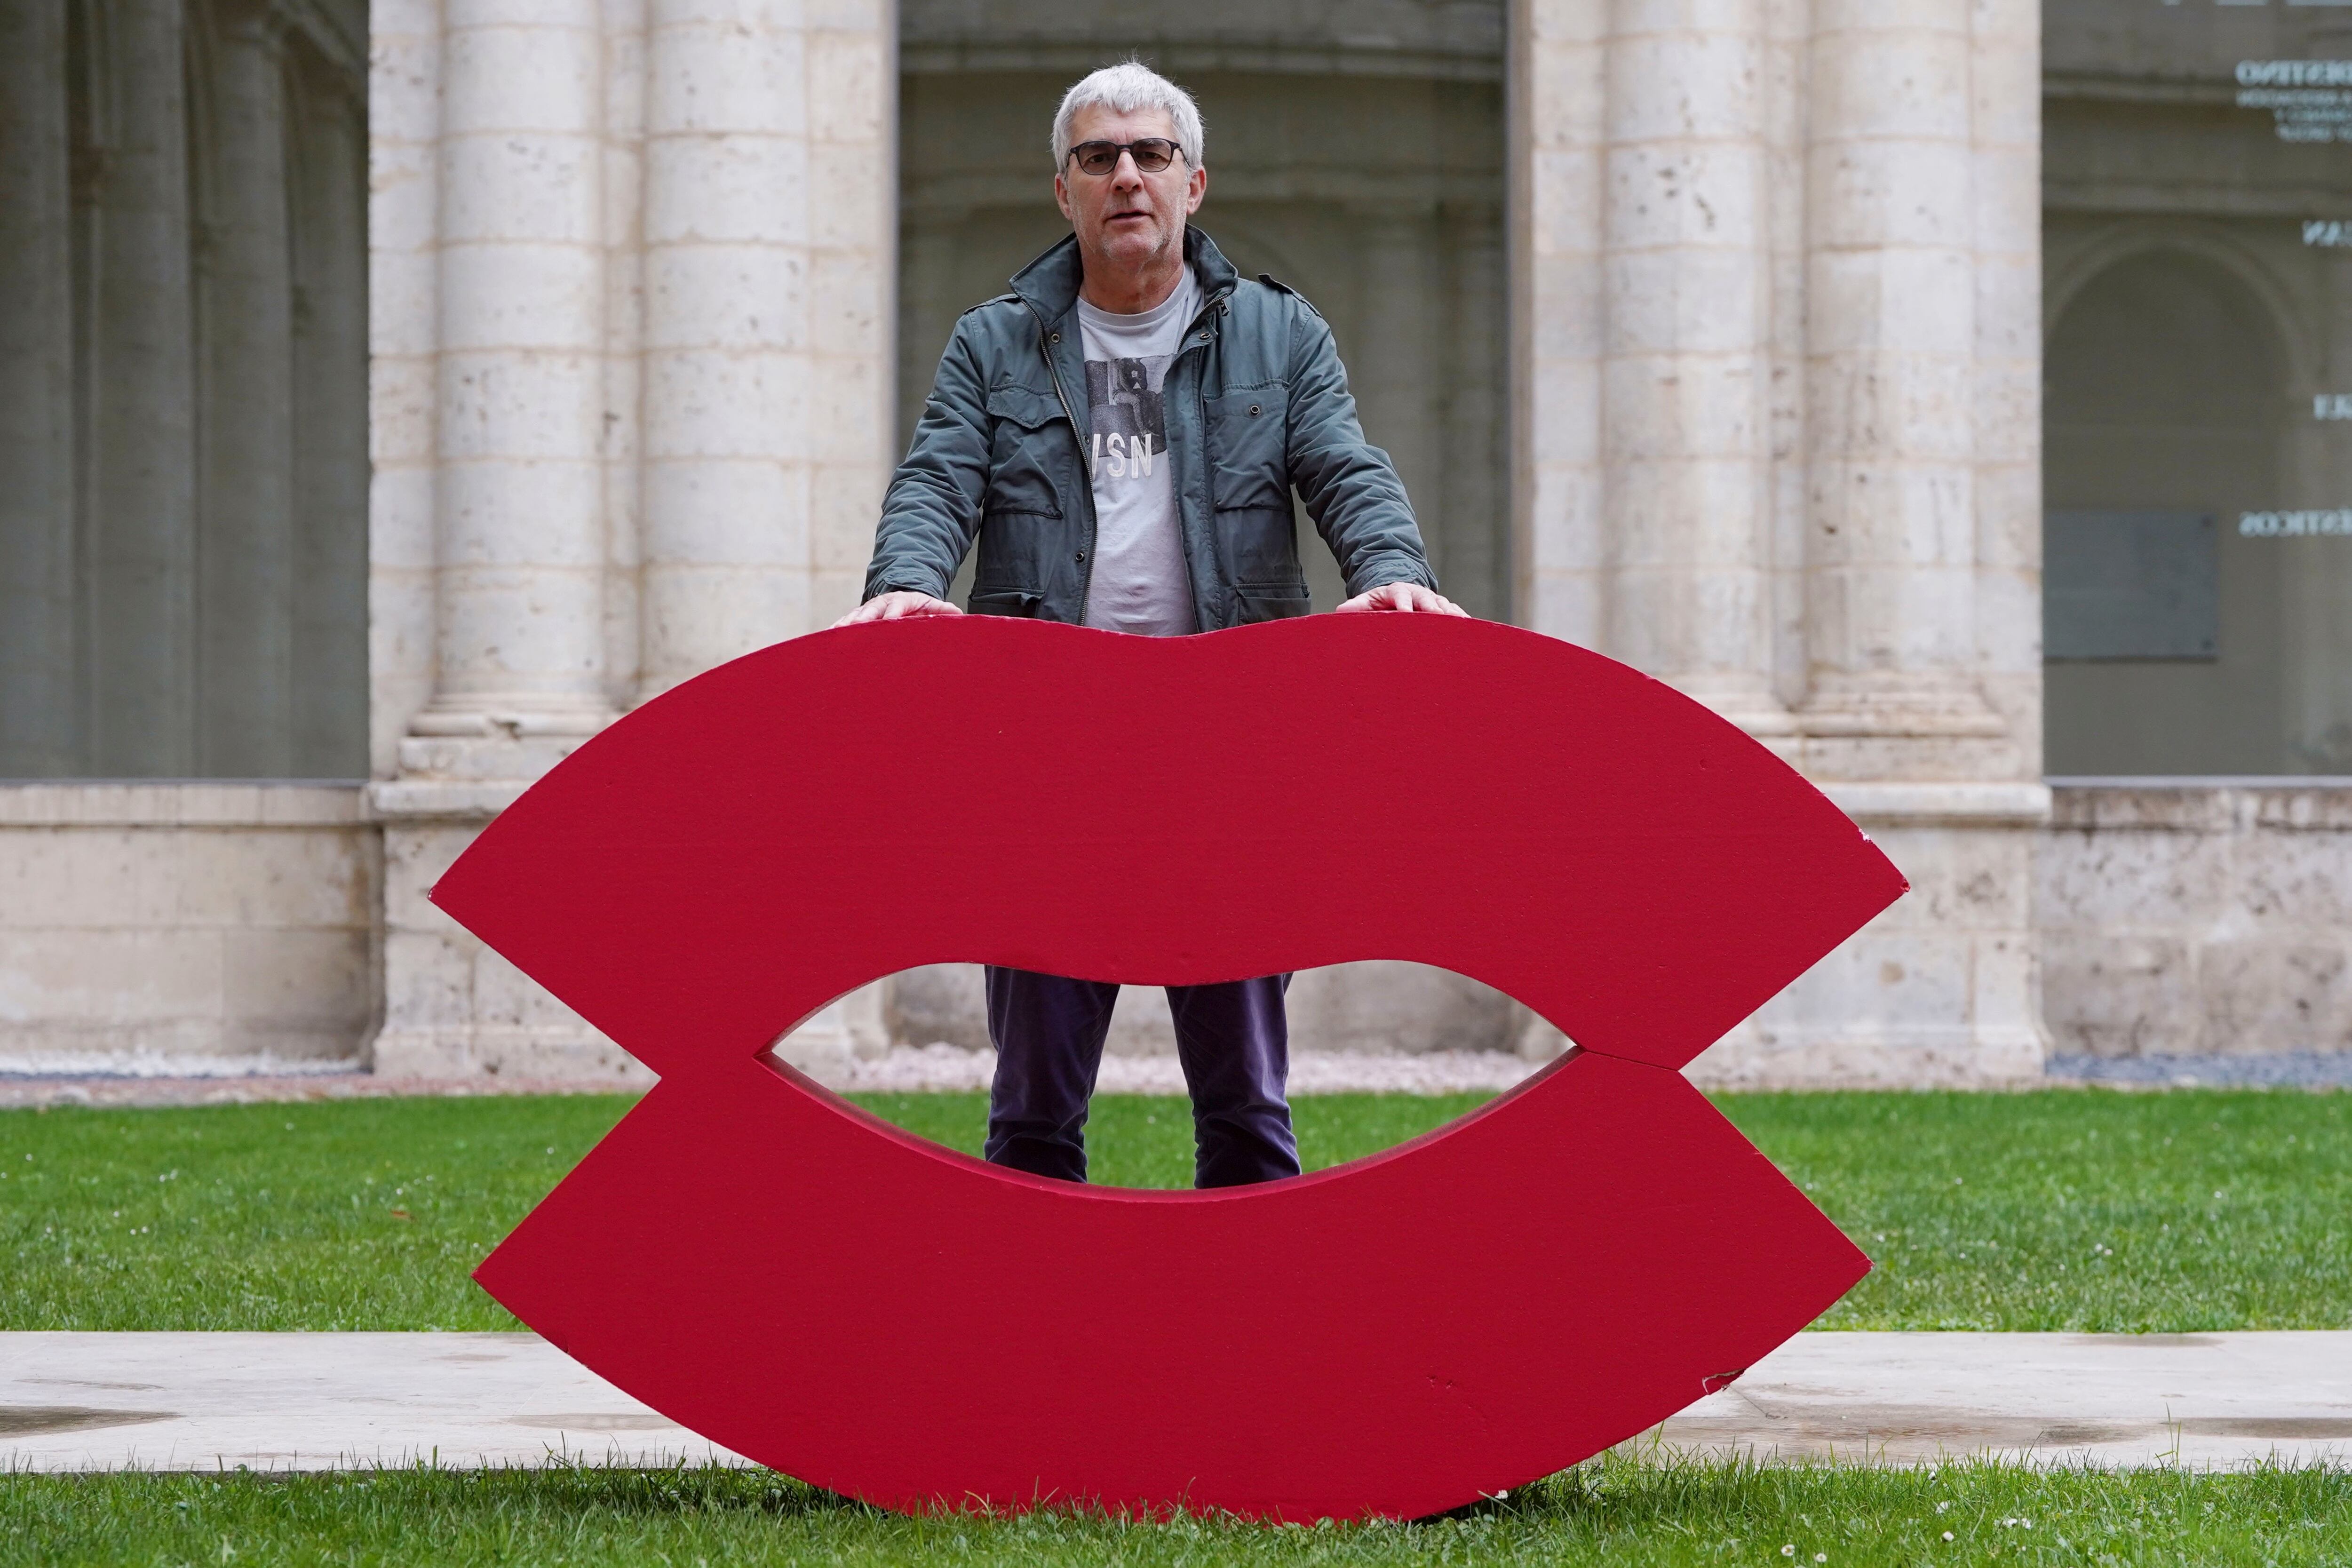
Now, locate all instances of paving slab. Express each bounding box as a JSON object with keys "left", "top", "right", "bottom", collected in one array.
[
  {"left": 1653, "top": 1331, "right": 2352, "bottom": 1467},
  {"left": 0, "top": 1333, "right": 740, "bottom": 1472},
  {"left": 3, "top": 1331, "right": 2347, "bottom": 1475}
]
